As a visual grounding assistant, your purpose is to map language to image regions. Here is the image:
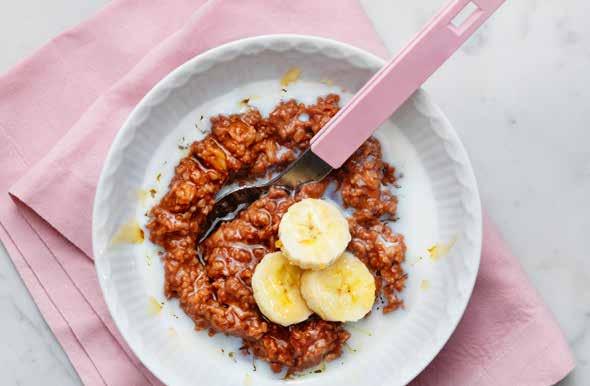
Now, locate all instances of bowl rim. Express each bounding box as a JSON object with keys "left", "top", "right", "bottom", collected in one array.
[{"left": 92, "top": 33, "right": 482, "bottom": 386}]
